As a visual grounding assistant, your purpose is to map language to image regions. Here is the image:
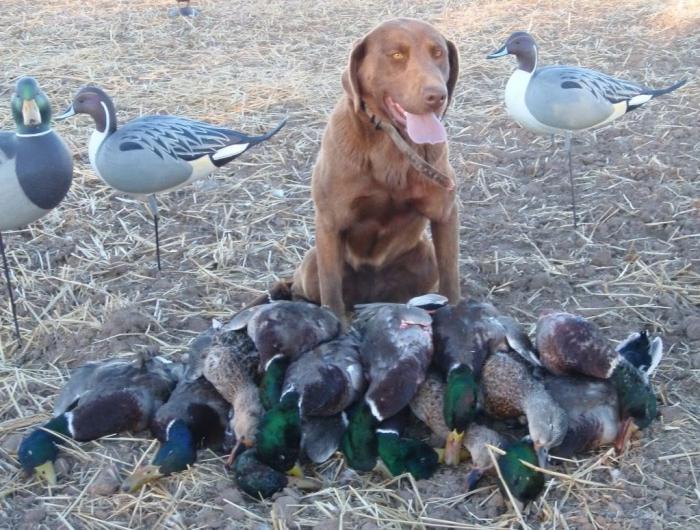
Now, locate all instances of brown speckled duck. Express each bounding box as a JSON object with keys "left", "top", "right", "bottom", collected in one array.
[{"left": 481, "top": 351, "right": 567, "bottom": 467}]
